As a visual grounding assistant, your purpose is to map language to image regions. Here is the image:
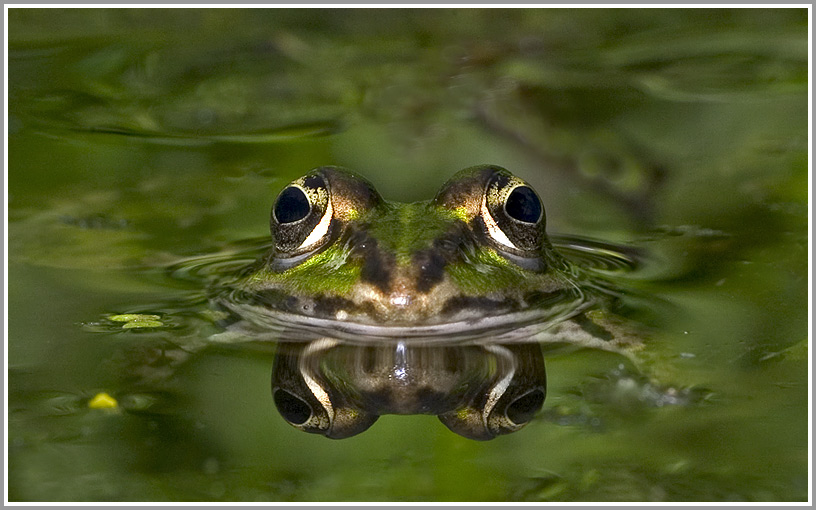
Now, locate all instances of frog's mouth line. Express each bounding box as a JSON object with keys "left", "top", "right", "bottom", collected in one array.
[{"left": 215, "top": 294, "right": 598, "bottom": 345}]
